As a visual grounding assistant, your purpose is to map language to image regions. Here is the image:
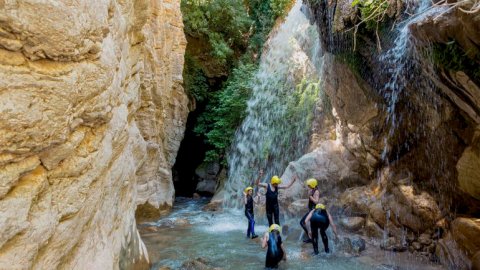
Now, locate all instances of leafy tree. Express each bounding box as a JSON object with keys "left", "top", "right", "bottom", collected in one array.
[
  {"left": 195, "top": 63, "right": 257, "bottom": 163},
  {"left": 181, "top": 0, "right": 287, "bottom": 164}
]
